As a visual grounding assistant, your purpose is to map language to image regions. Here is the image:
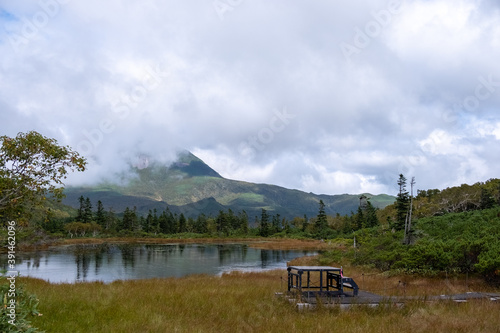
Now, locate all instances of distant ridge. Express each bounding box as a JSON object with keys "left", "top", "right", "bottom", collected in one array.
[{"left": 63, "top": 151, "right": 395, "bottom": 219}]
